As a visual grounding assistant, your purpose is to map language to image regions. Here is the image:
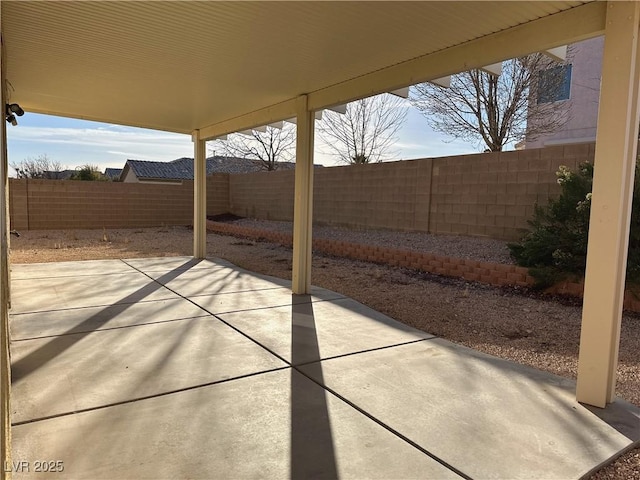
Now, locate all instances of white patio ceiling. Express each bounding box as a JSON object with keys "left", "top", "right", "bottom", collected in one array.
[{"left": 2, "top": 1, "right": 601, "bottom": 137}]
